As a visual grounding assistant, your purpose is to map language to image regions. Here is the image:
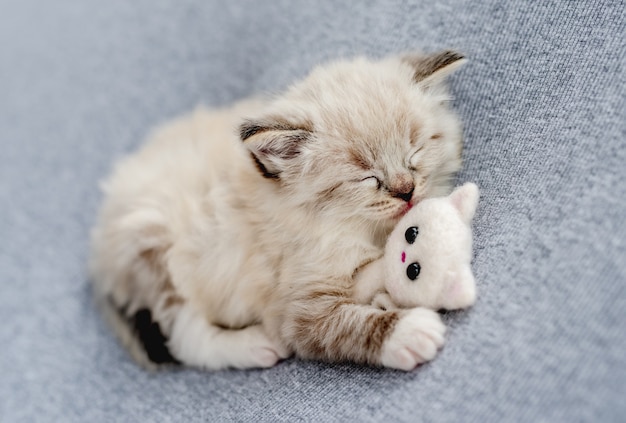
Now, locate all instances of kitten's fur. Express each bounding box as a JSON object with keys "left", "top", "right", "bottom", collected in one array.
[{"left": 90, "top": 51, "right": 466, "bottom": 370}]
